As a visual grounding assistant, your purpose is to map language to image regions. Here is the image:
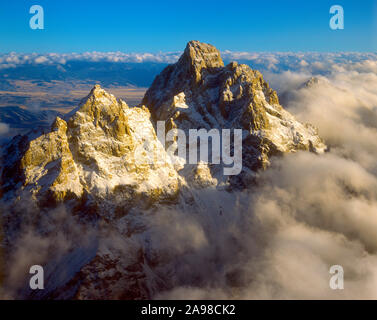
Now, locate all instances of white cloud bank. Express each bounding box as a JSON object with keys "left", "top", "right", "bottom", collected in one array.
[
  {"left": 0, "top": 51, "right": 182, "bottom": 69},
  {"left": 0, "top": 123, "right": 9, "bottom": 135},
  {"left": 0, "top": 50, "right": 376, "bottom": 72}
]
